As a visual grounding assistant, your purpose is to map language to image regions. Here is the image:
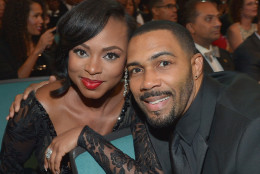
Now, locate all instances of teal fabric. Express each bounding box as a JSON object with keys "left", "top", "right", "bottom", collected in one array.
[
  {"left": 0, "top": 77, "right": 48, "bottom": 147},
  {"left": 76, "top": 134, "right": 135, "bottom": 174}
]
